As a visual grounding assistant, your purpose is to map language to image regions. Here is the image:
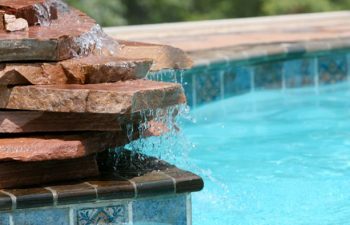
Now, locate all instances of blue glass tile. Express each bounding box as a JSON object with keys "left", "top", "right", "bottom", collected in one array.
[
  {"left": 0, "top": 213, "right": 10, "bottom": 225},
  {"left": 318, "top": 53, "right": 347, "bottom": 85},
  {"left": 13, "top": 208, "right": 69, "bottom": 225},
  {"left": 224, "top": 66, "right": 251, "bottom": 98},
  {"left": 283, "top": 58, "right": 314, "bottom": 88},
  {"left": 133, "top": 195, "right": 187, "bottom": 225},
  {"left": 254, "top": 61, "right": 283, "bottom": 89},
  {"left": 195, "top": 69, "right": 222, "bottom": 106},
  {"left": 76, "top": 204, "right": 128, "bottom": 225}
]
